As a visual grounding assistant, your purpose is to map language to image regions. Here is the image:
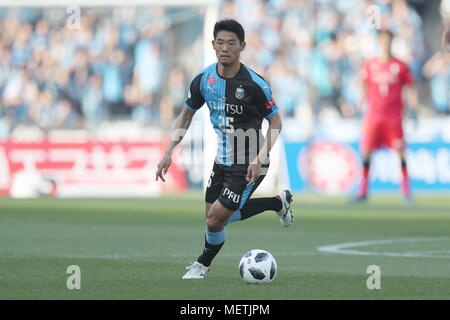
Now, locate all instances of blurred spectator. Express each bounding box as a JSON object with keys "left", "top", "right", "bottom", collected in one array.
[
  {"left": 134, "top": 36, "right": 163, "bottom": 95},
  {"left": 124, "top": 78, "right": 158, "bottom": 126},
  {"left": 53, "top": 99, "right": 80, "bottom": 127},
  {"left": 81, "top": 73, "right": 105, "bottom": 125},
  {"left": 166, "top": 68, "right": 187, "bottom": 118},
  {"left": 99, "top": 49, "right": 127, "bottom": 116}
]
